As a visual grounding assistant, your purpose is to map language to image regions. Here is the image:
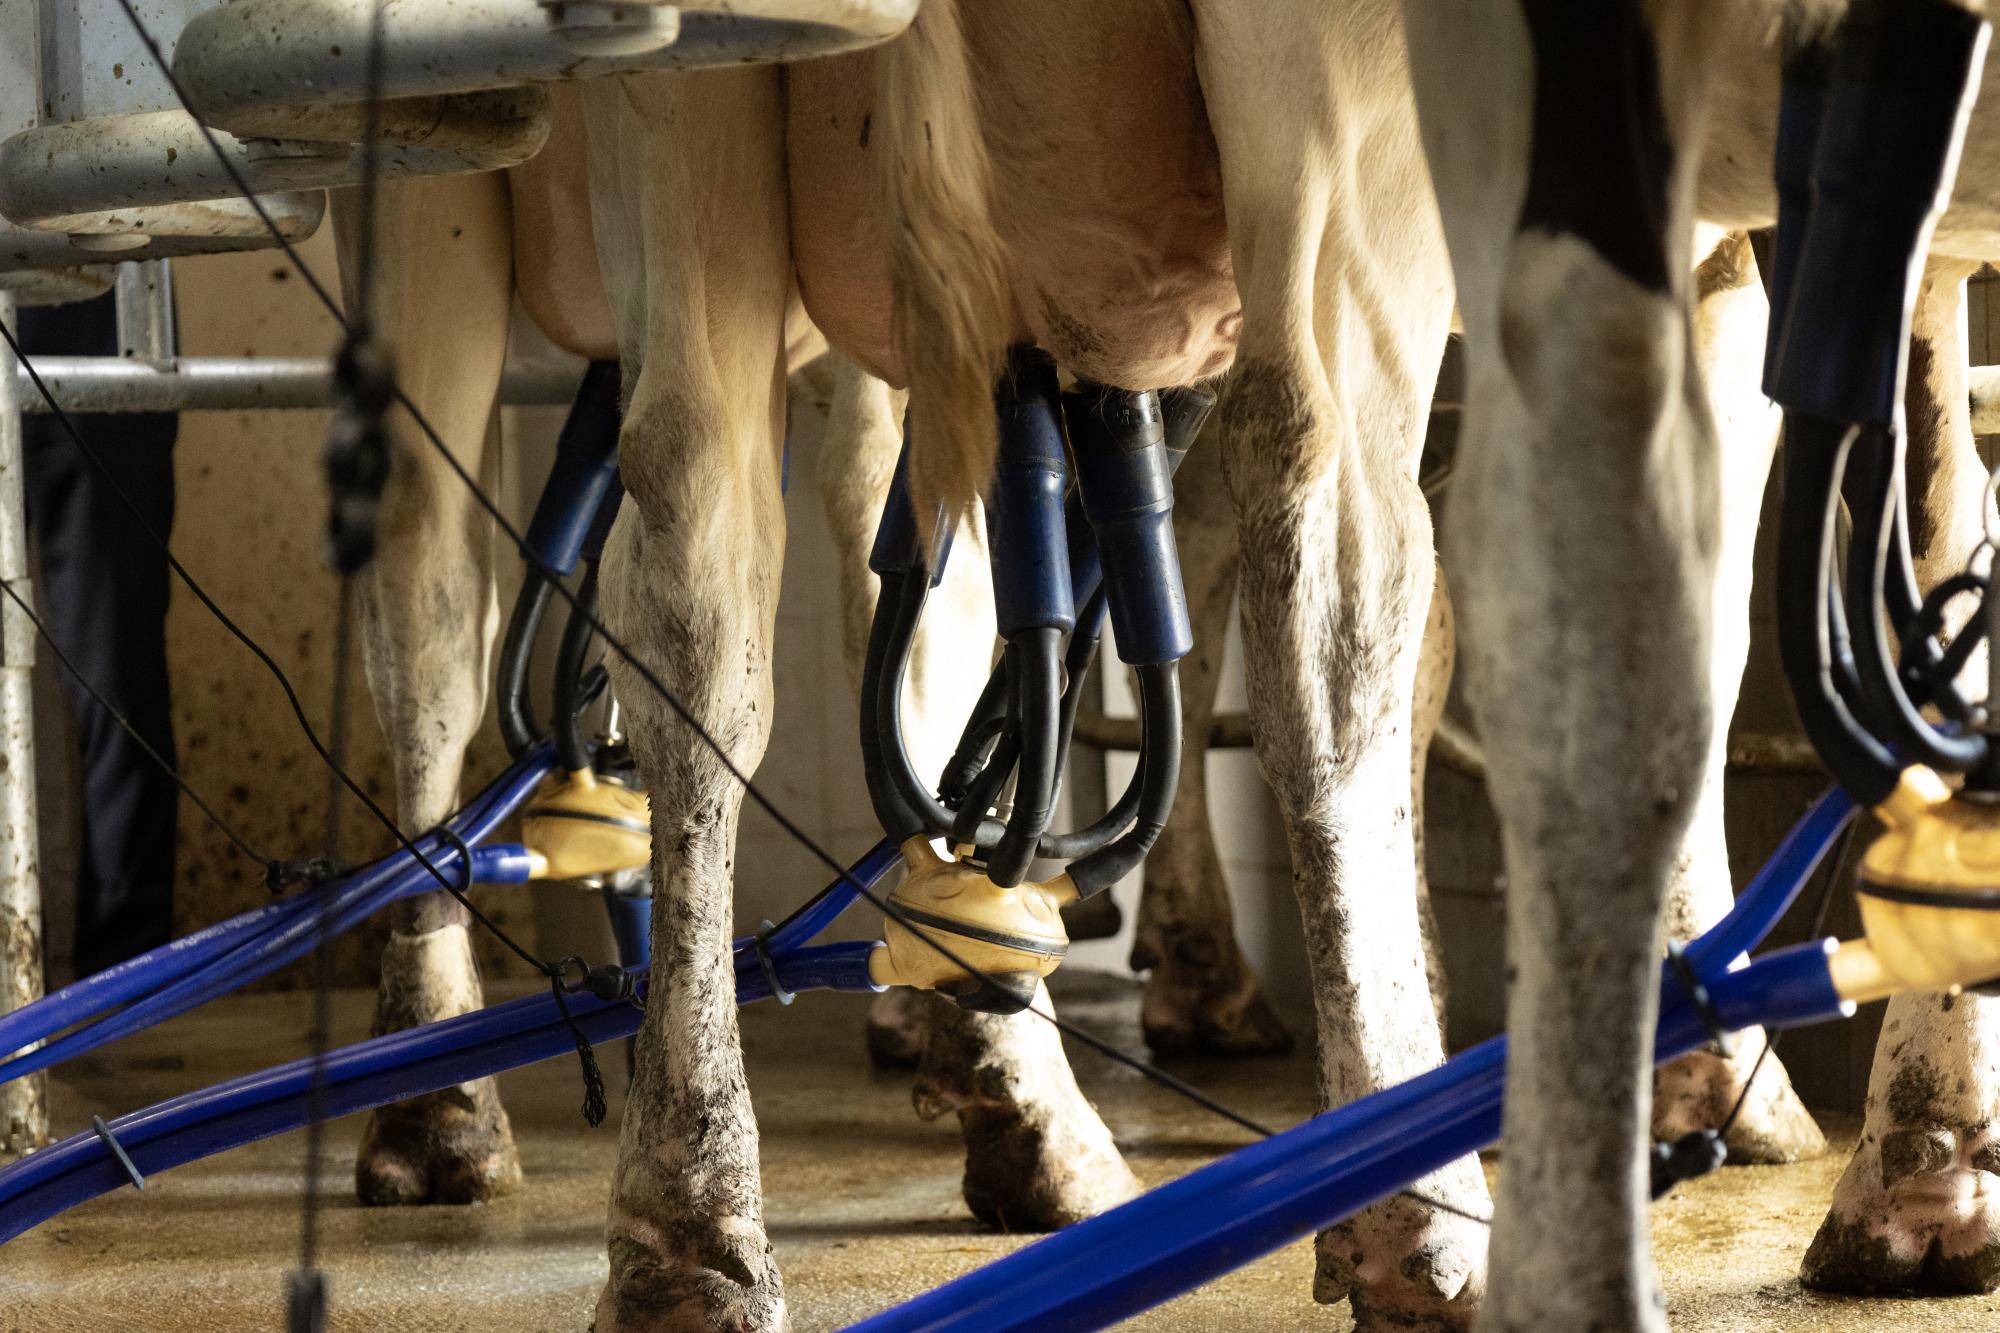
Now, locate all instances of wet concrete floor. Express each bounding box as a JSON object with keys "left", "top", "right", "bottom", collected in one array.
[{"left": 4, "top": 972, "right": 1992, "bottom": 1331}]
